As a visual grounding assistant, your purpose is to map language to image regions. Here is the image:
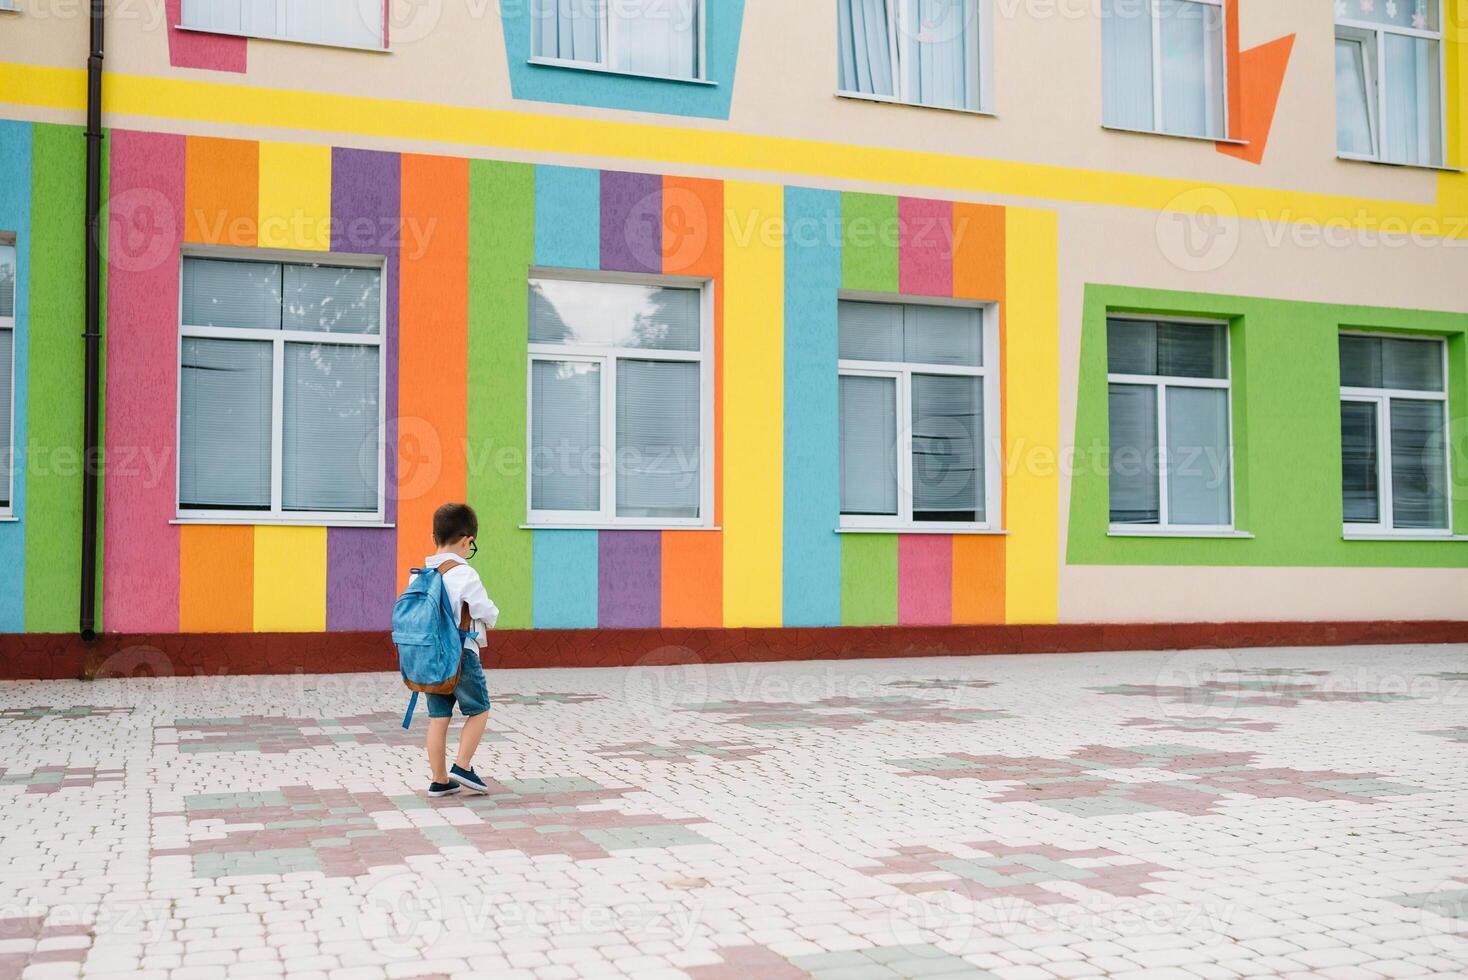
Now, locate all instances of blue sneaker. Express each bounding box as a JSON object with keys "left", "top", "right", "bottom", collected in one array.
[
  {"left": 427, "top": 781, "right": 460, "bottom": 798},
  {"left": 449, "top": 764, "right": 489, "bottom": 794}
]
